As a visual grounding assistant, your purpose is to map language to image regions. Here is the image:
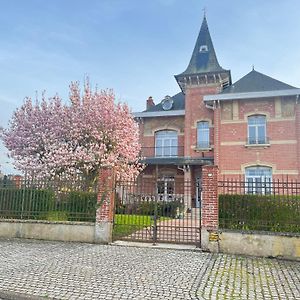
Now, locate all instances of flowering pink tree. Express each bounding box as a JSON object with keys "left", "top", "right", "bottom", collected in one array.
[{"left": 1, "top": 80, "right": 142, "bottom": 181}]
